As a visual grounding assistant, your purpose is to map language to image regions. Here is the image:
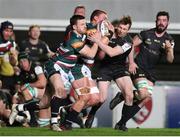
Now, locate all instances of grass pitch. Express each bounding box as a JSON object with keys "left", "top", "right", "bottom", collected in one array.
[{"left": 0, "top": 127, "right": 180, "bottom": 136}]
